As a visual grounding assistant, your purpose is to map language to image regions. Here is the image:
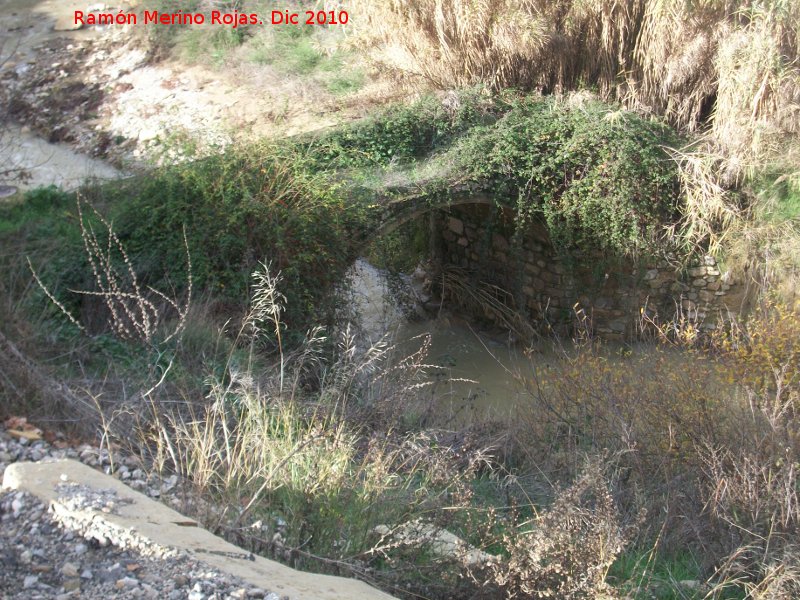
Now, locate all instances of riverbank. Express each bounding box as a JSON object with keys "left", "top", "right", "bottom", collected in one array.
[{"left": 0, "top": 0, "right": 394, "bottom": 184}]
